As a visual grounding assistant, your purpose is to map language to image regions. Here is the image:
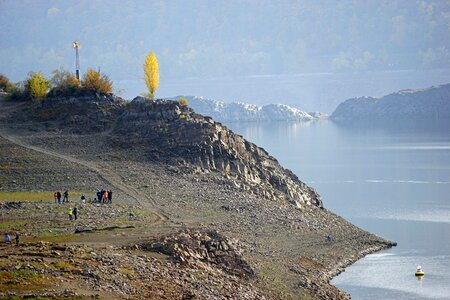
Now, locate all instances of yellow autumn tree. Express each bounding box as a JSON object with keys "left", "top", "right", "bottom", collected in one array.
[
  {"left": 143, "top": 51, "right": 159, "bottom": 99},
  {"left": 51, "top": 68, "right": 80, "bottom": 89},
  {"left": 178, "top": 97, "right": 189, "bottom": 106},
  {"left": 82, "top": 69, "right": 113, "bottom": 94},
  {"left": 26, "top": 71, "right": 51, "bottom": 101}
]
